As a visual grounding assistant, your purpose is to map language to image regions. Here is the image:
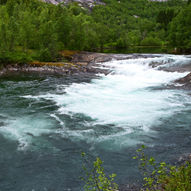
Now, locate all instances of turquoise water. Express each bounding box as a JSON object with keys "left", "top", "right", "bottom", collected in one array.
[{"left": 0, "top": 54, "right": 191, "bottom": 190}]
